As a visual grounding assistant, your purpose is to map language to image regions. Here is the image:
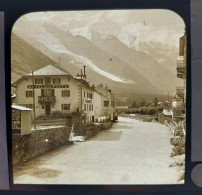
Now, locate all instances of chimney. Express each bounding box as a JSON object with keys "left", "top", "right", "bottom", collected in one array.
[{"left": 83, "top": 66, "right": 86, "bottom": 79}]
